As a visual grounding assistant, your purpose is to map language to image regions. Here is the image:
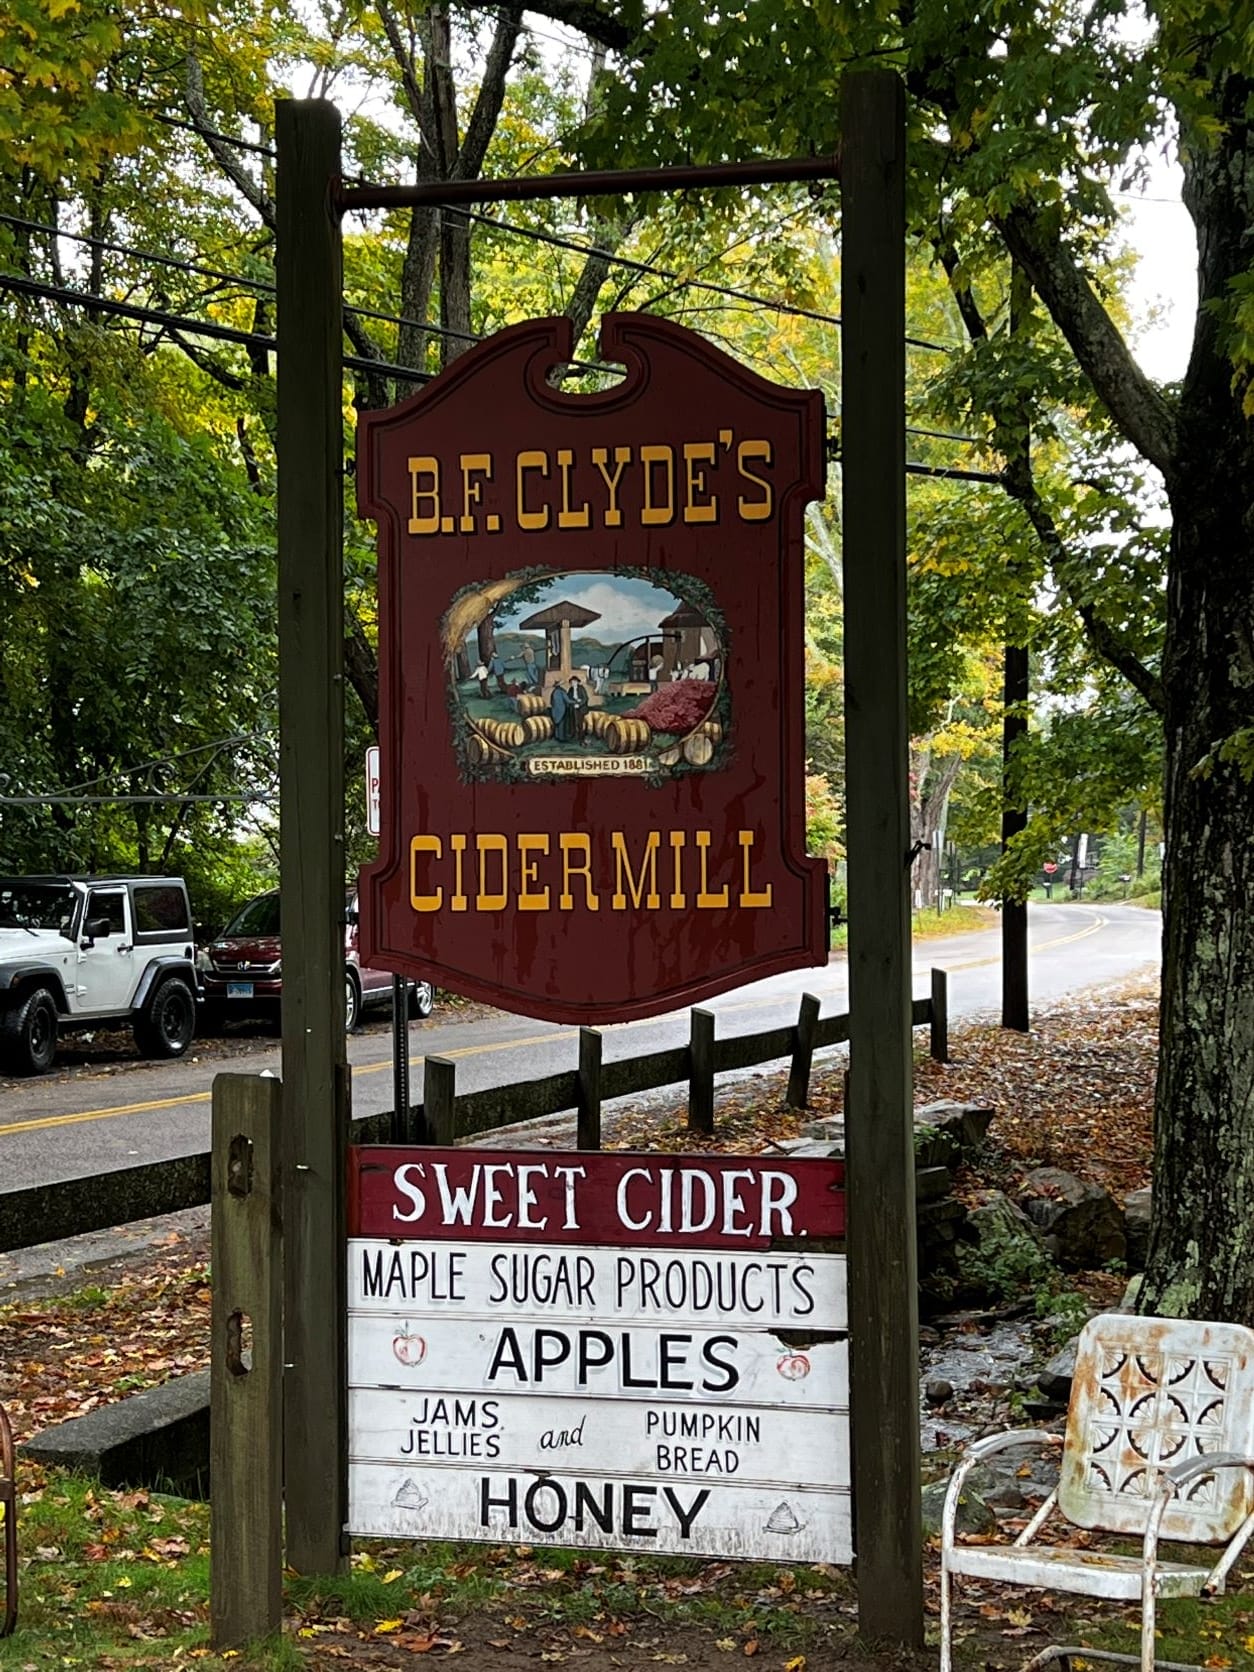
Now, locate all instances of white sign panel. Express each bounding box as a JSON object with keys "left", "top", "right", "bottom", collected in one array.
[
  {"left": 366, "top": 744, "right": 381, "bottom": 837},
  {"left": 347, "top": 1150, "right": 849, "bottom": 1563}
]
